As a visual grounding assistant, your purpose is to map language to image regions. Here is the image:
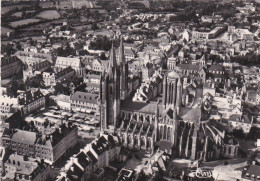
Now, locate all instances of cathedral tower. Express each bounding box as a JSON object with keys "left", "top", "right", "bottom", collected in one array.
[
  {"left": 118, "top": 36, "right": 128, "bottom": 100},
  {"left": 100, "top": 42, "right": 121, "bottom": 132},
  {"left": 162, "top": 71, "right": 182, "bottom": 115}
]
